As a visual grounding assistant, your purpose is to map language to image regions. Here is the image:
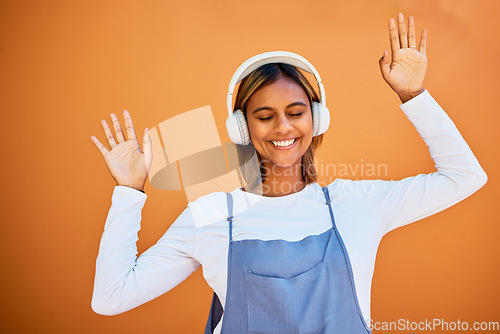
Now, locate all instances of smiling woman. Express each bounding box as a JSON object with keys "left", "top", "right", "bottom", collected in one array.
[
  {"left": 233, "top": 62, "right": 324, "bottom": 196},
  {"left": 90, "top": 13, "right": 487, "bottom": 334}
]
